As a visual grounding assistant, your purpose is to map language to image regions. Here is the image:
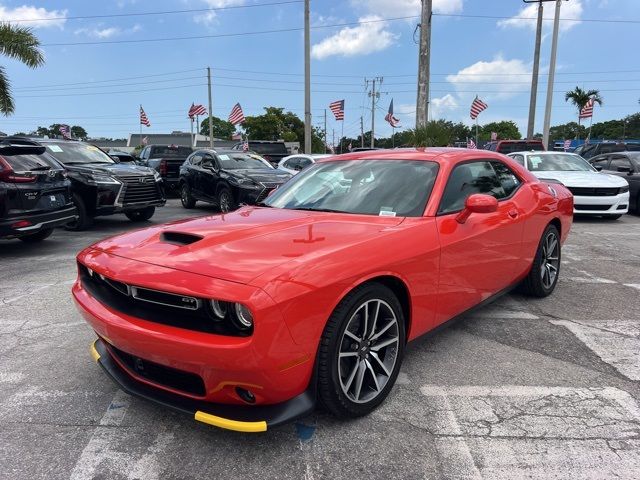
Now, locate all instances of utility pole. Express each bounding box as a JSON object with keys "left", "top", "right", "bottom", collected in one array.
[
  {"left": 360, "top": 116, "right": 364, "bottom": 148},
  {"left": 367, "top": 77, "right": 382, "bottom": 148},
  {"left": 323, "top": 109, "right": 327, "bottom": 152},
  {"left": 207, "top": 67, "right": 214, "bottom": 149},
  {"left": 542, "top": 0, "right": 562, "bottom": 150},
  {"left": 416, "top": 0, "right": 432, "bottom": 128},
  {"left": 526, "top": 0, "right": 544, "bottom": 139},
  {"left": 304, "top": 0, "right": 312, "bottom": 153}
]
